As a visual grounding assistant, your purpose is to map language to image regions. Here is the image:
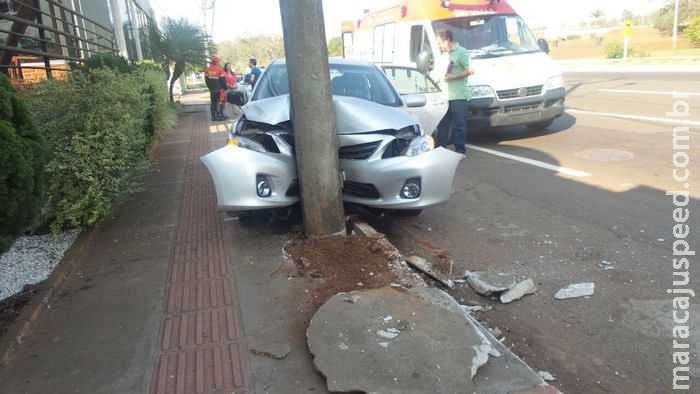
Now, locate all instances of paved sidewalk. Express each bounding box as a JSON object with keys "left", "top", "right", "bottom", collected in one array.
[{"left": 0, "top": 88, "right": 556, "bottom": 393}]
